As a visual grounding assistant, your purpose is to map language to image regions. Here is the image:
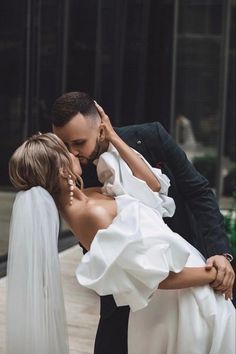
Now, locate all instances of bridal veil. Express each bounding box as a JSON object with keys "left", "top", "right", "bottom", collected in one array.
[{"left": 6, "top": 186, "right": 69, "bottom": 354}]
